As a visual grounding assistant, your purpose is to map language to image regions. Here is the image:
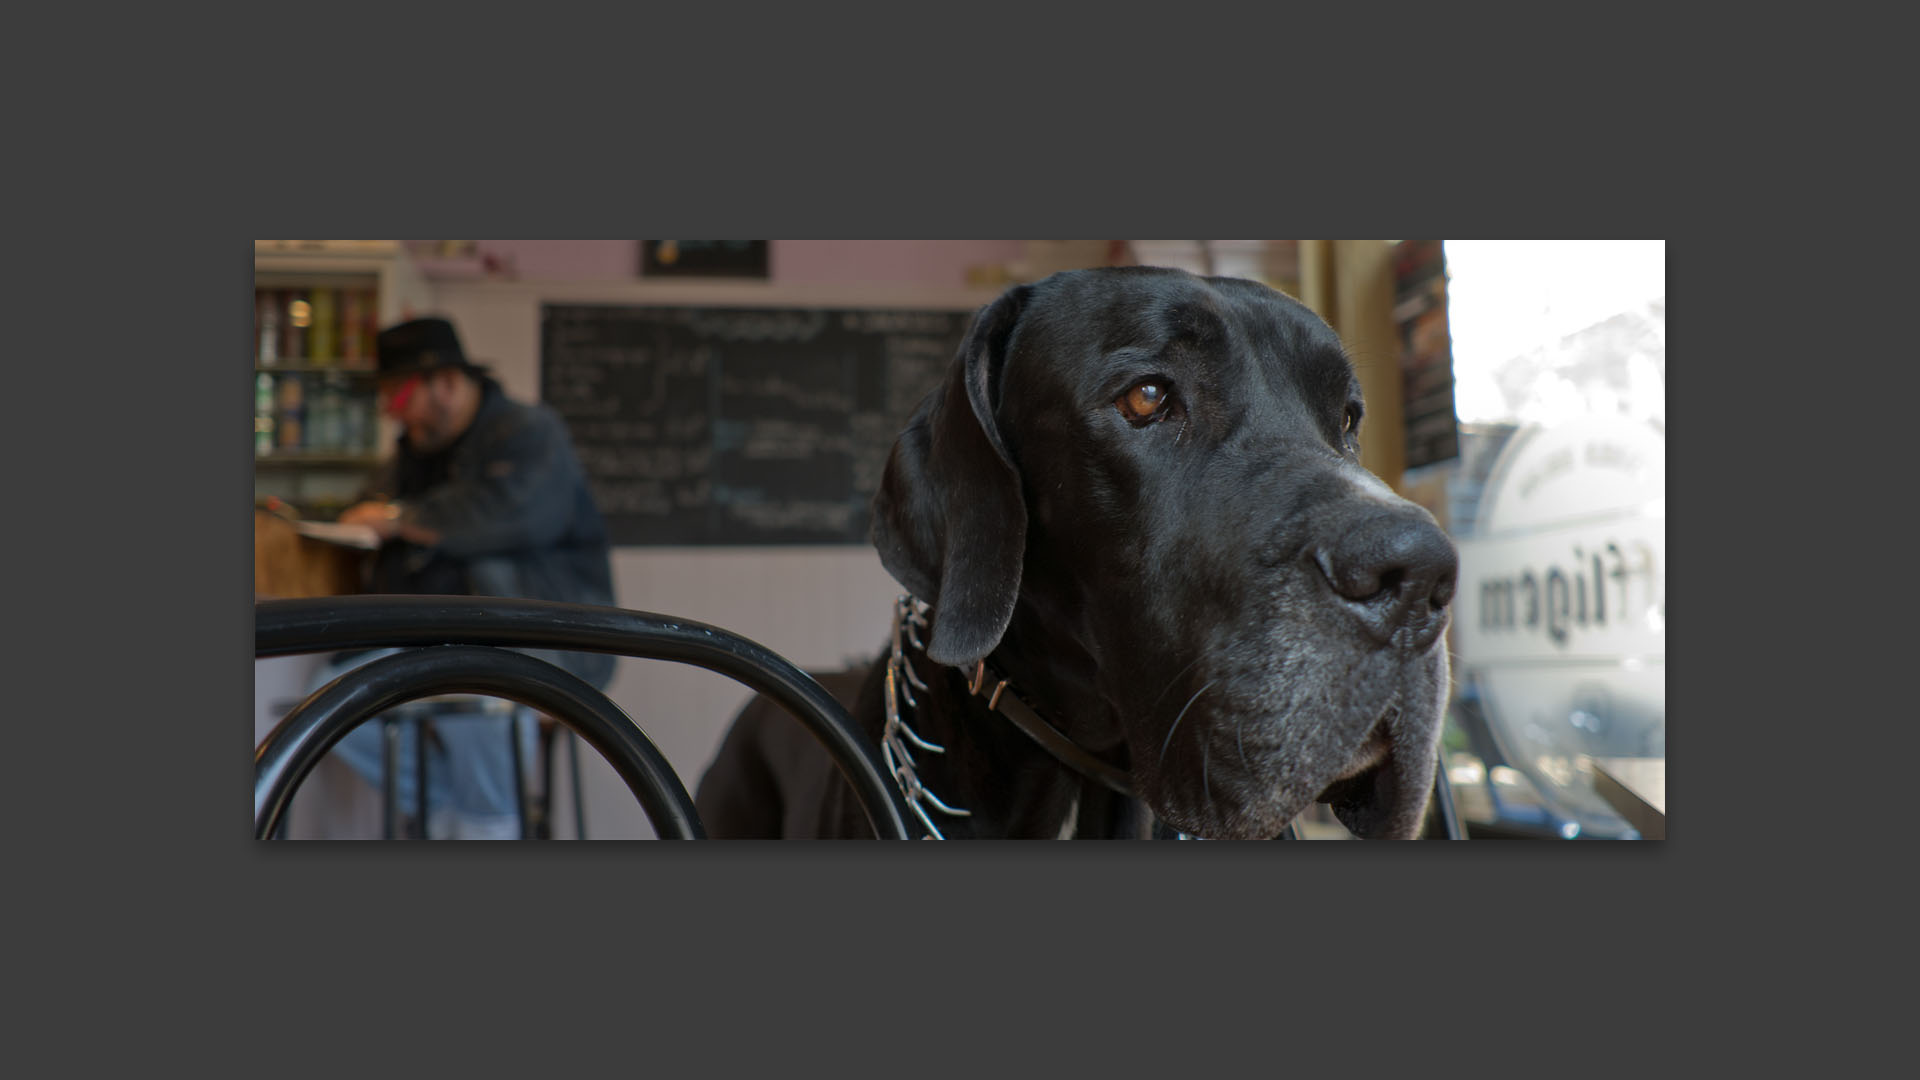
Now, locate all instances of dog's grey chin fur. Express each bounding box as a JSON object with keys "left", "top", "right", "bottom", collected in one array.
[
  {"left": 1135, "top": 651, "right": 1450, "bottom": 840},
  {"left": 1146, "top": 748, "right": 1429, "bottom": 840}
]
